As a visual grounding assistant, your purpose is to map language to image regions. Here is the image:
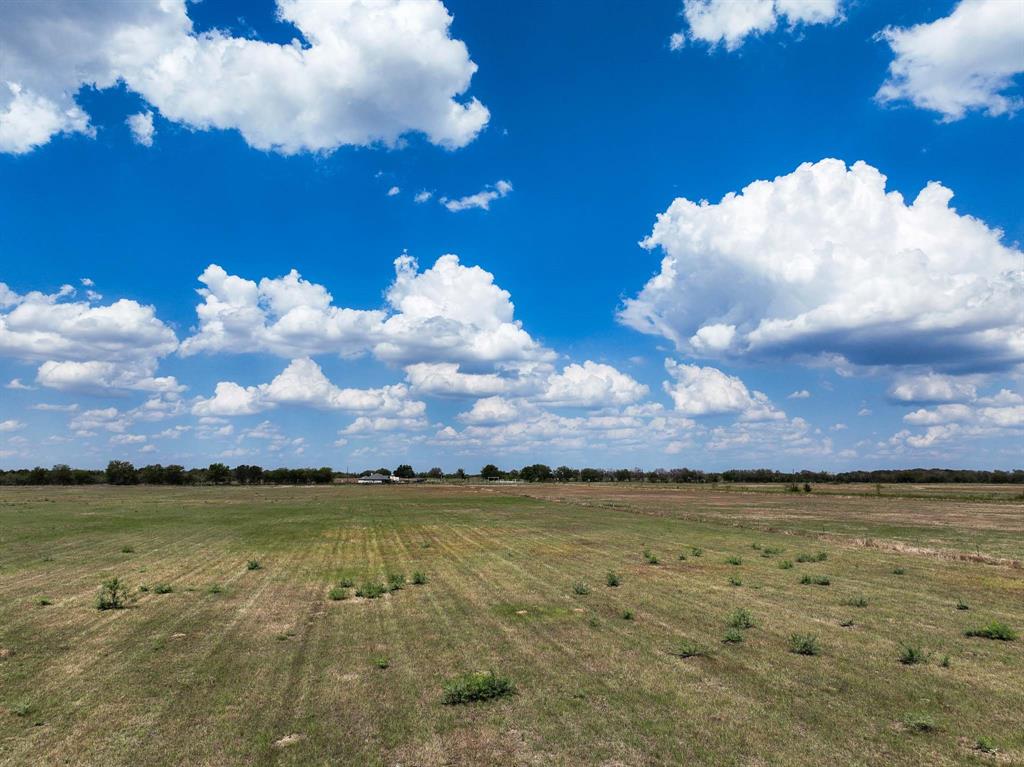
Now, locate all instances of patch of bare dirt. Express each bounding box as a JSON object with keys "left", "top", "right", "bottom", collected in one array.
[
  {"left": 273, "top": 733, "right": 305, "bottom": 748},
  {"left": 0, "top": 647, "right": 13, "bottom": 659}
]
